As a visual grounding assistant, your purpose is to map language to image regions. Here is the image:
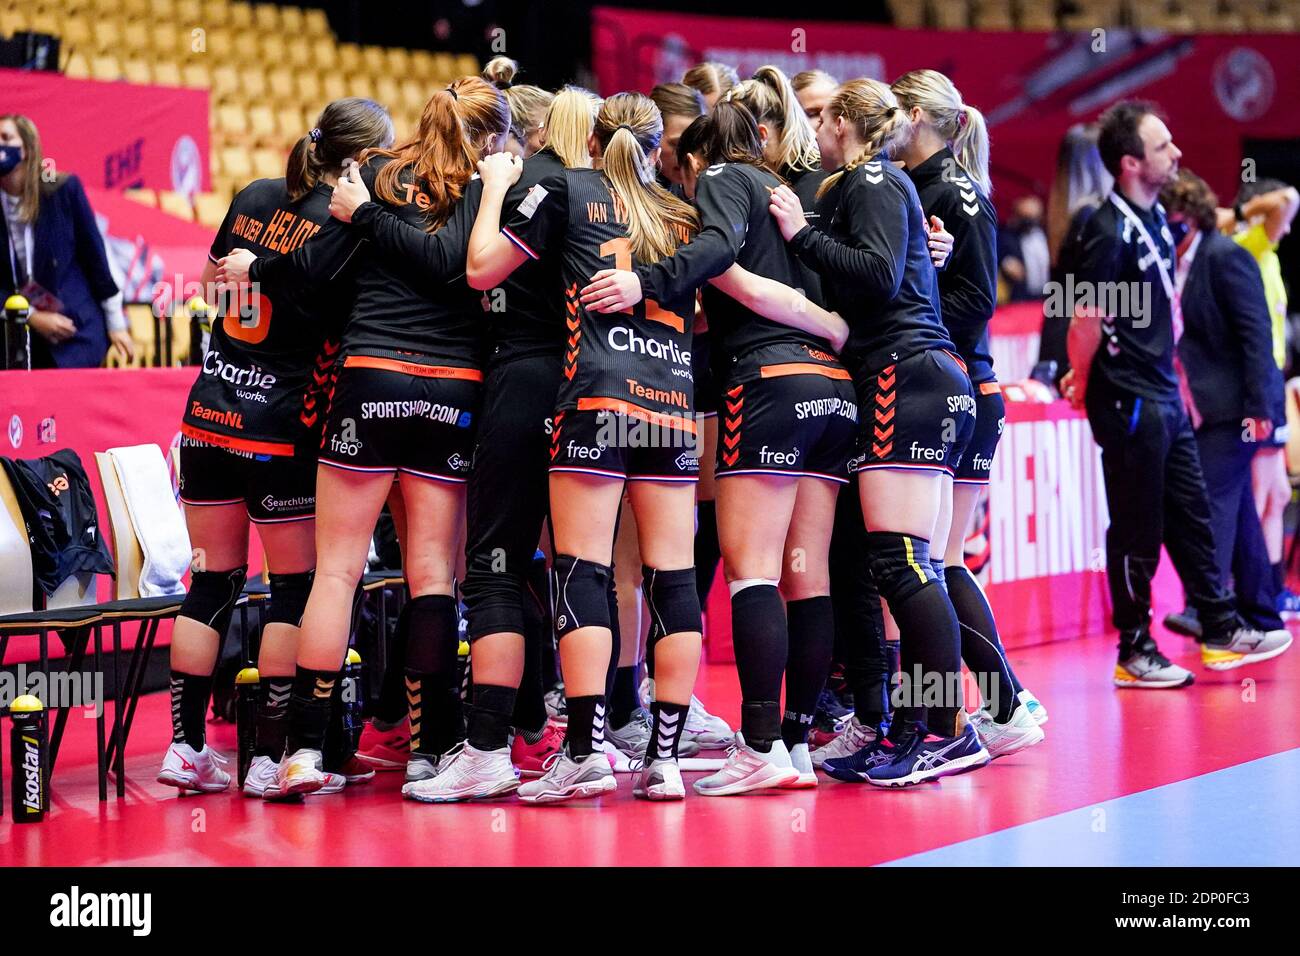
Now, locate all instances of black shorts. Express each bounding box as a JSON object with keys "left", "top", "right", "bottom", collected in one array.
[
  {"left": 178, "top": 436, "right": 315, "bottom": 524},
  {"left": 318, "top": 356, "right": 481, "bottom": 483},
  {"left": 716, "top": 364, "right": 858, "bottom": 484},
  {"left": 549, "top": 408, "right": 700, "bottom": 483},
  {"left": 953, "top": 383, "right": 1005, "bottom": 484},
  {"left": 850, "top": 348, "right": 975, "bottom": 477}
]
